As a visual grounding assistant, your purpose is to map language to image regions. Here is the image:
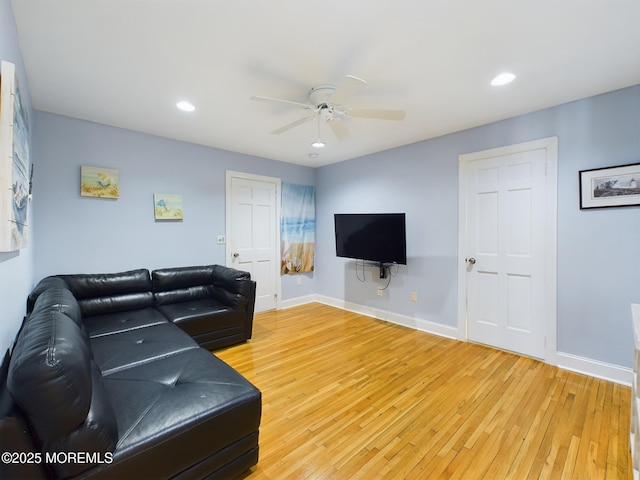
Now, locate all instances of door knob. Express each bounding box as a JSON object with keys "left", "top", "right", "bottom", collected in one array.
[
  {"left": 233, "top": 252, "right": 239, "bottom": 258},
  {"left": 465, "top": 257, "right": 476, "bottom": 265}
]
